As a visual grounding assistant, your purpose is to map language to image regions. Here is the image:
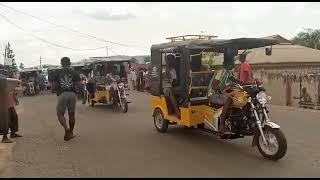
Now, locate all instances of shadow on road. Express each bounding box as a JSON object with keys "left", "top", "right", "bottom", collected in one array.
[{"left": 156, "top": 126, "right": 284, "bottom": 165}]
